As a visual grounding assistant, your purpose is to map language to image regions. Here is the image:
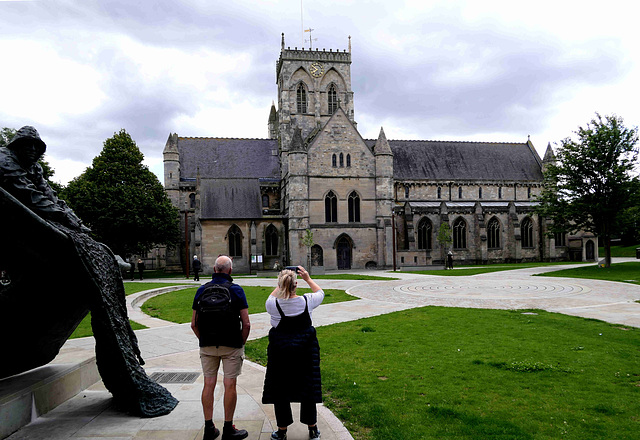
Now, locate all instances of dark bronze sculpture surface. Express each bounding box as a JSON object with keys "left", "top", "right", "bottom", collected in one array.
[{"left": 0, "top": 126, "right": 178, "bottom": 417}]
